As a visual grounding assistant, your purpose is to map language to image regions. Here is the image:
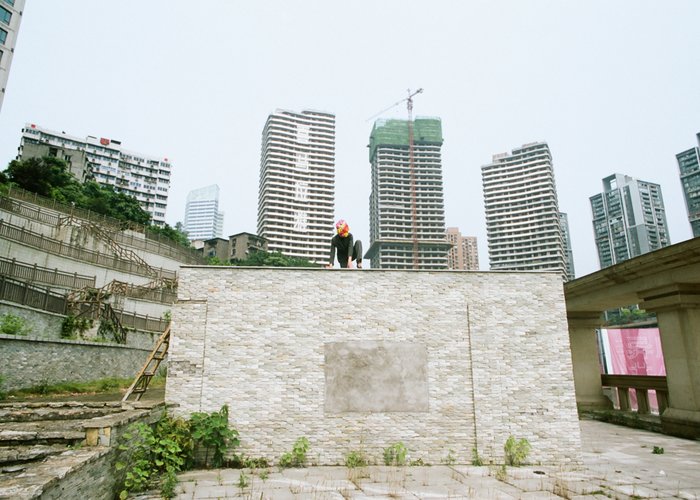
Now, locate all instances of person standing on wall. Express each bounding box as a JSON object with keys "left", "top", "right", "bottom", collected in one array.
[{"left": 326, "top": 219, "right": 363, "bottom": 269}]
